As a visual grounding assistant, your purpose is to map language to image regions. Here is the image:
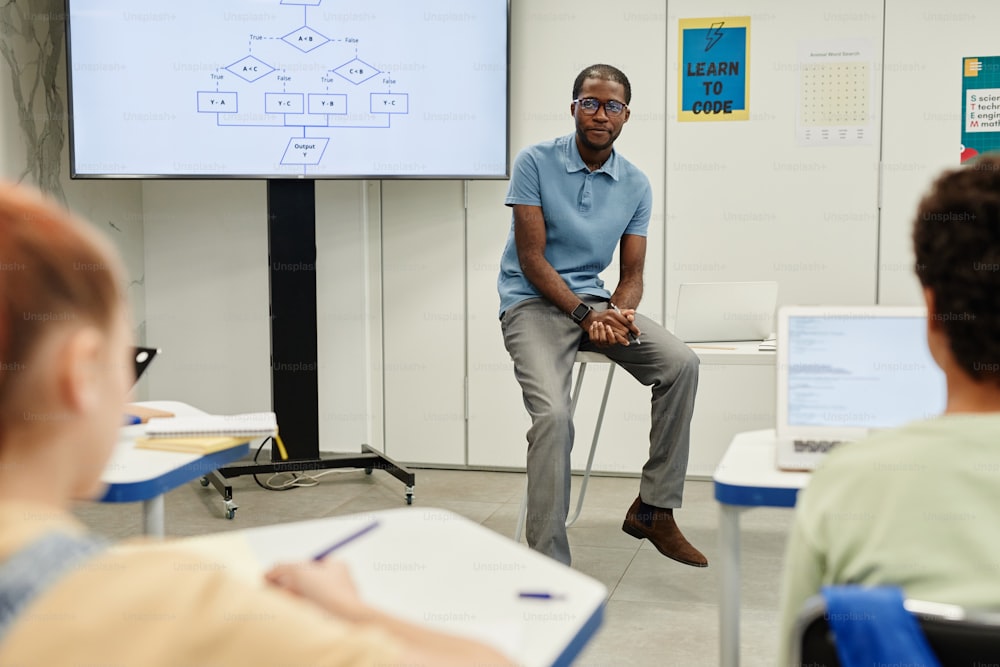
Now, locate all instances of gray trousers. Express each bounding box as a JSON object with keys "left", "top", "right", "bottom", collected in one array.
[{"left": 501, "top": 296, "right": 699, "bottom": 565}]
